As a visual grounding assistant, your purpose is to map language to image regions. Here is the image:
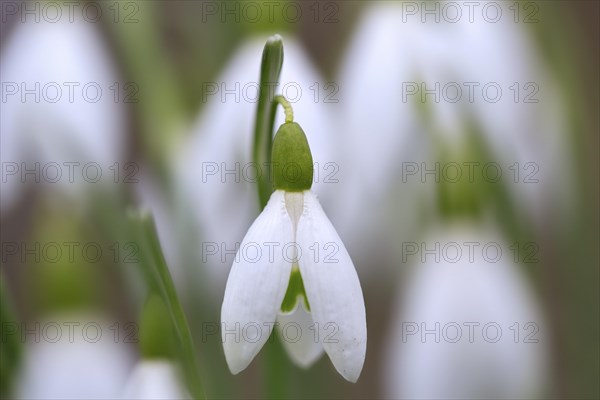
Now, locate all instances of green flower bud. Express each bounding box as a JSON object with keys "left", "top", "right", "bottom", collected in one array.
[{"left": 271, "top": 122, "right": 313, "bottom": 191}]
